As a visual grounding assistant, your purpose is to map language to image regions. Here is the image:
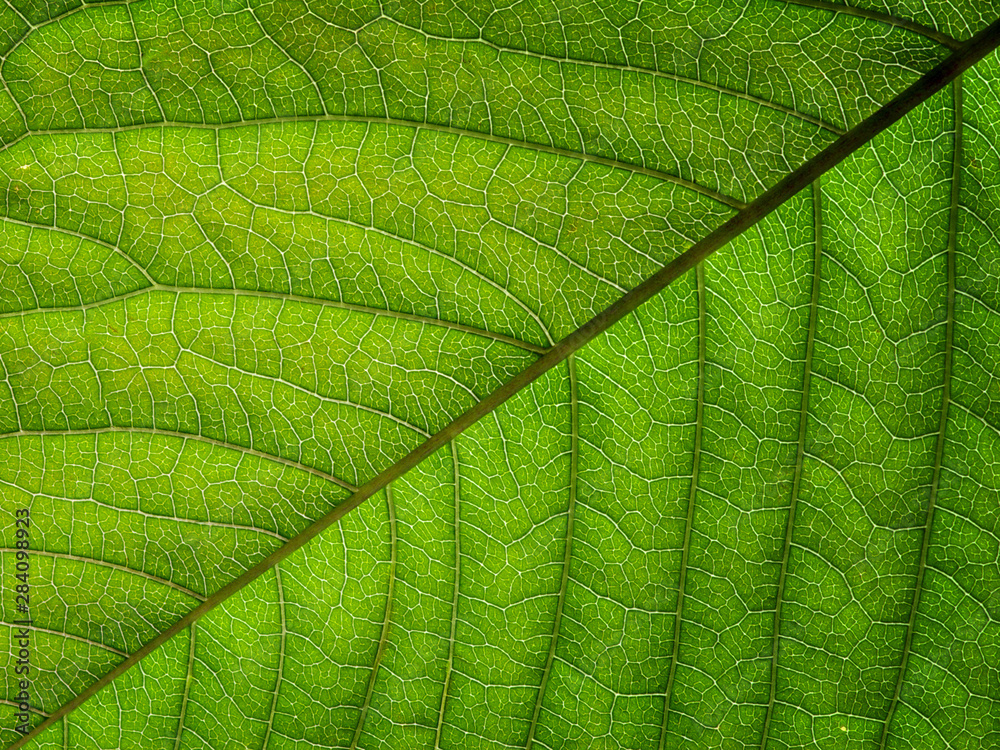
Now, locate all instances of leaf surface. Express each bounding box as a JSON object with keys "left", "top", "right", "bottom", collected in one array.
[{"left": 0, "top": 1, "right": 998, "bottom": 749}]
